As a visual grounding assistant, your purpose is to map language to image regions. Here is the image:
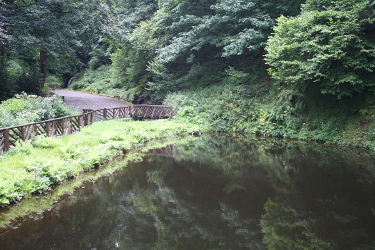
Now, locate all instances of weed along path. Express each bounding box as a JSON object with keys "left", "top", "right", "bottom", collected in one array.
[{"left": 52, "top": 90, "right": 130, "bottom": 112}]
